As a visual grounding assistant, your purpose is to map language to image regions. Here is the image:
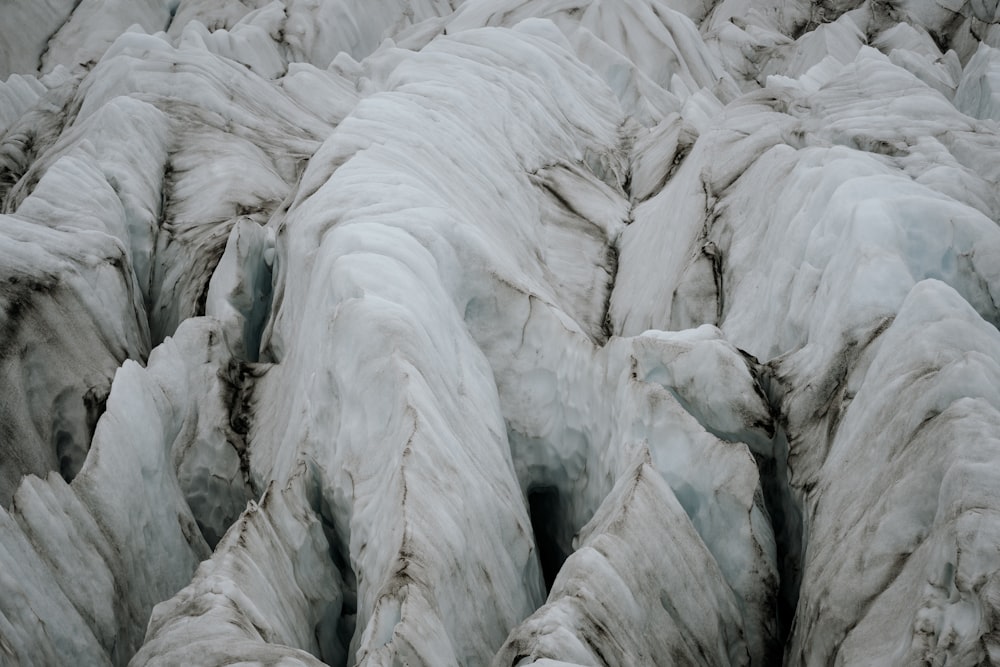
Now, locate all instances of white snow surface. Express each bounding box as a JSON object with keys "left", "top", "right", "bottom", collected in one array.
[{"left": 1, "top": 0, "right": 1000, "bottom": 665}]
